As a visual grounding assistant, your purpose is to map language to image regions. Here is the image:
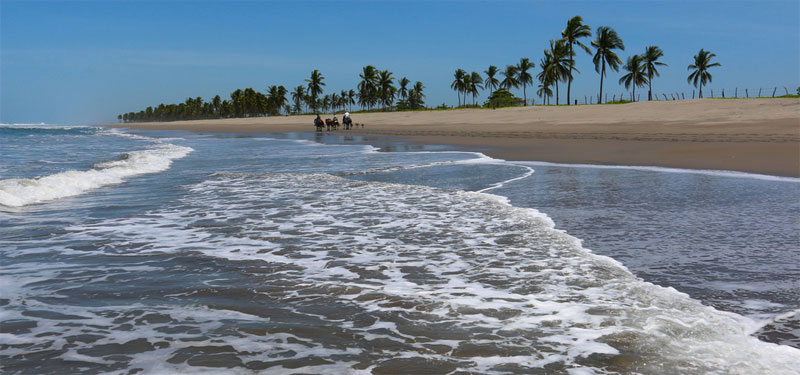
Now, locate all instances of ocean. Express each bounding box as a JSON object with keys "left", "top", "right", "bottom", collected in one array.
[{"left": 1, "top": 124, "right": 799, "bottom": 374}]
